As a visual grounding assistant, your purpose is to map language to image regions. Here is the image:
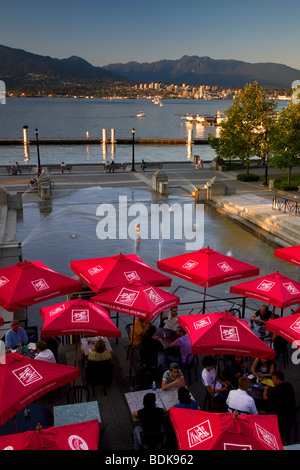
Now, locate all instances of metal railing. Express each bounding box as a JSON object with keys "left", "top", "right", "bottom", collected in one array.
[{"left": 272, "top": 195, "right": 300, "bottom": 216}]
